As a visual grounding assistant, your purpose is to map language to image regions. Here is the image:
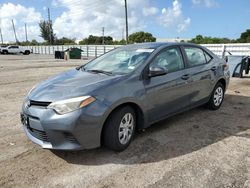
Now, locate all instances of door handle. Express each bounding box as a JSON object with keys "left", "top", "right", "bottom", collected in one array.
[
  {"left": 211, "top": 66, "right": 217, "bottom": 71},
  {"left": 181, "top": 74, "right": 190, "bottom": 80}
]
